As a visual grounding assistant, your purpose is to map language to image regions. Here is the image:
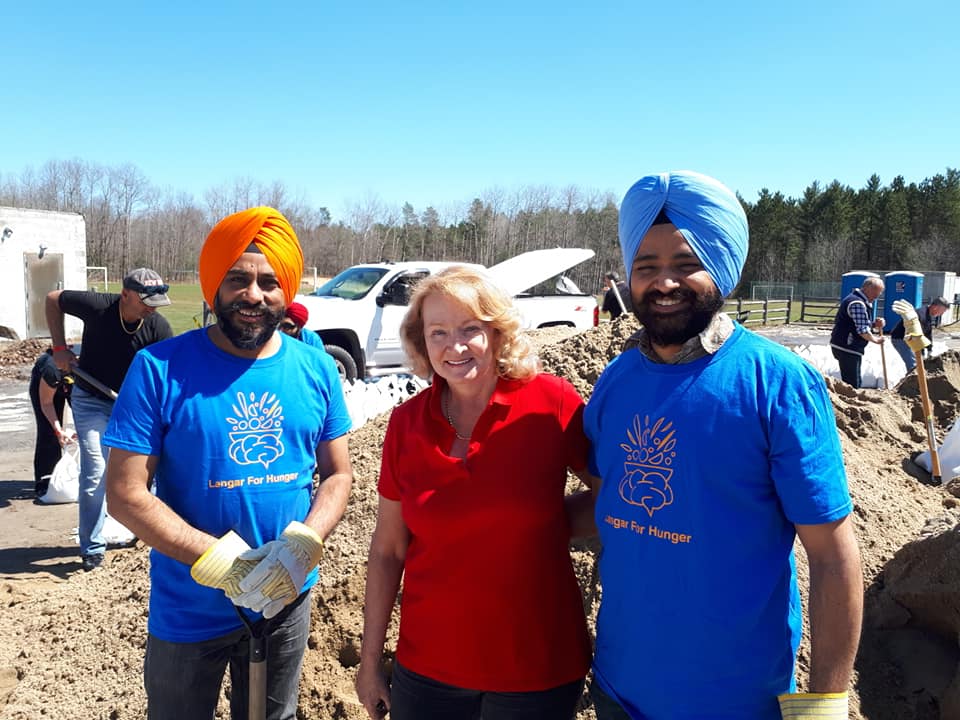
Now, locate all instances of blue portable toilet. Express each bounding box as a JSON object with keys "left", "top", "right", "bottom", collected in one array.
[
  {"left": 883, "top": 271, "right": 924, "bottom": 331},
  {"left": 841, "top": 271, "right": 881, "bottom": 319}
]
